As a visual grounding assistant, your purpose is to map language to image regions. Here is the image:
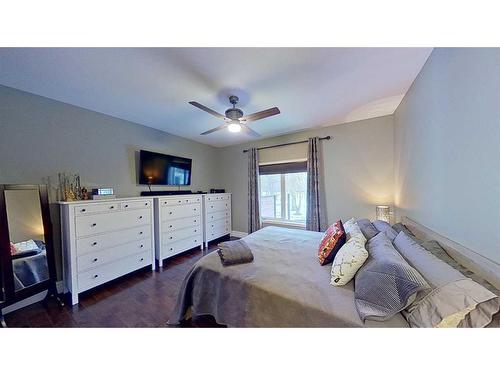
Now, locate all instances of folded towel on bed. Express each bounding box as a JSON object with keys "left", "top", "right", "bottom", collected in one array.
[{"left": 217, "top": 239, "right": 254, "bottom": 266}]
